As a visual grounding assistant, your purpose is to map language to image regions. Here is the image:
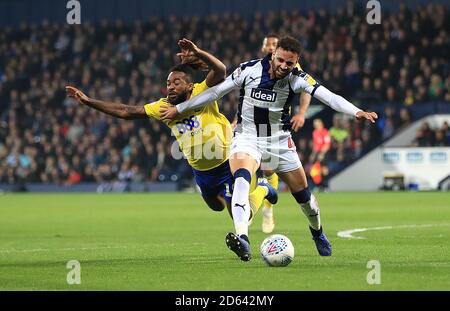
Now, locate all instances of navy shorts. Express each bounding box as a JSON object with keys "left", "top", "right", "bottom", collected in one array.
[{"left": 192, "top": 160, "right": 234, "bottom": 204}]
